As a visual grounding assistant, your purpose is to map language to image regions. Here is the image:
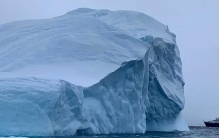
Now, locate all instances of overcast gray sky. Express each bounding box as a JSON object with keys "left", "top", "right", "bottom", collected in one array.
[{"left": 0, "top": 0, "right": 218, "bottom": 126}]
